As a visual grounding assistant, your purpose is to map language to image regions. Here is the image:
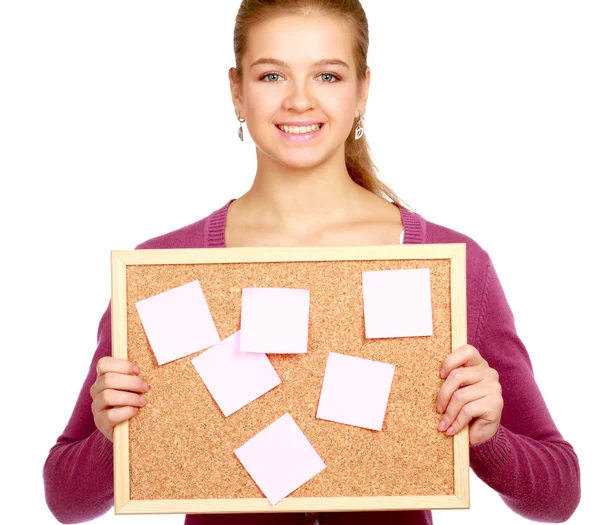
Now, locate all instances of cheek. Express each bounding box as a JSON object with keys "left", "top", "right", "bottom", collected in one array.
[
  {"left": 245, "top": 84, "right": 280, "bottom": 121},
  {"left": 321, "top": 91, "right": 354, "bottom": 115}
]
